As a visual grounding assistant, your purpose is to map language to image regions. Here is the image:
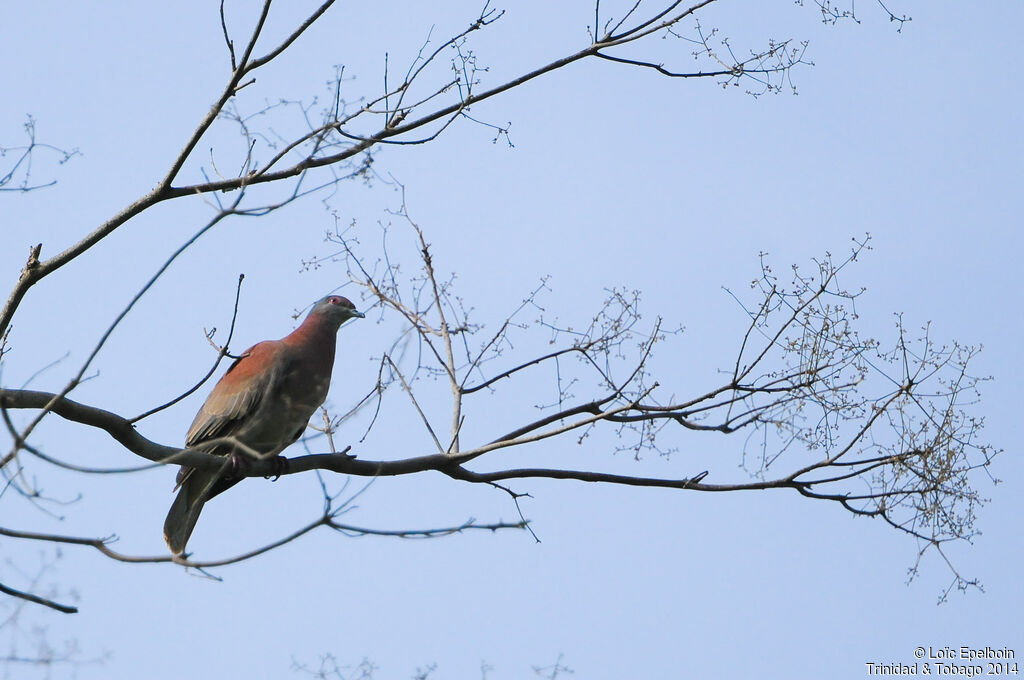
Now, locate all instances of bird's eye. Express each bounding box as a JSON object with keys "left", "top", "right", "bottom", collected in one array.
[{"left": 329, "top": 297, "right": 341, "bottom": 305}]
